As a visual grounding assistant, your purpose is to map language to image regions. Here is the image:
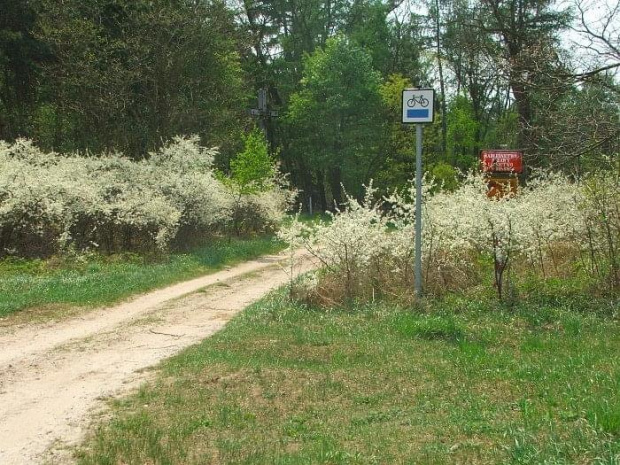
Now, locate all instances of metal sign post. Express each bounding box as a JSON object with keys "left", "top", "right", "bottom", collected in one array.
[
  {"left": 415, "top": 124, "right": 423, "bottom": 297},
  {"left": 402, "top": 88, "right": 435, "bottom": 298}
]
